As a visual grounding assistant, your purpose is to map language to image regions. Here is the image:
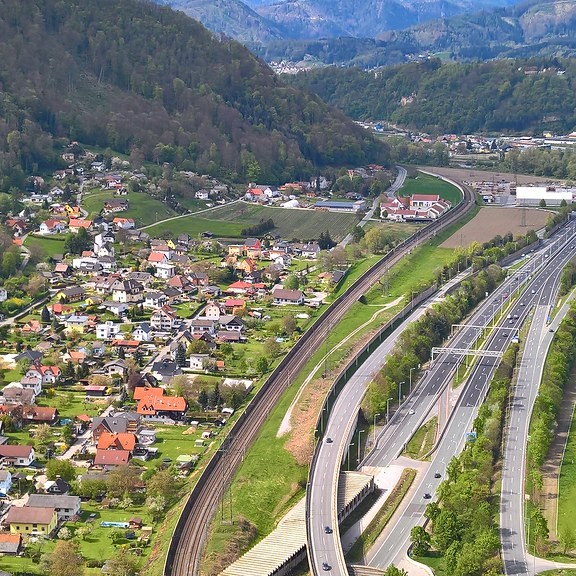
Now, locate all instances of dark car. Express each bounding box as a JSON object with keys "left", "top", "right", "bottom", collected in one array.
[
  {"left": 326, "top": 437, "right": 333, "bottom": 444},
  {"left": 424, "top": 492, "right": 432, "bottom": 499},
  {"left": 434, "top": 472, "right": 441, "bottom": 479},
  {"left": 322, "top": 561, "right": 331, "bottom": 571},
  {"left": 324, "top": 526, "right": 333, "bottom": 534}
]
